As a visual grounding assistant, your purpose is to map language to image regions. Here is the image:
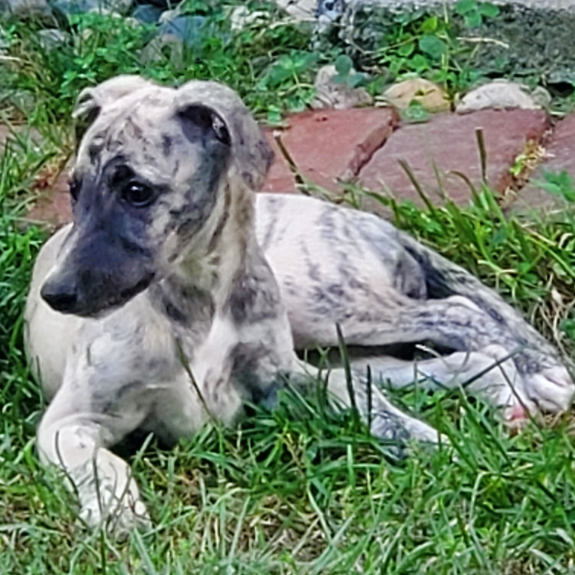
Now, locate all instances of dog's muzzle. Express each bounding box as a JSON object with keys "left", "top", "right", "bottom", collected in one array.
[{"left": 40, "top": 225, "right": 156, "bottom": 317}]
